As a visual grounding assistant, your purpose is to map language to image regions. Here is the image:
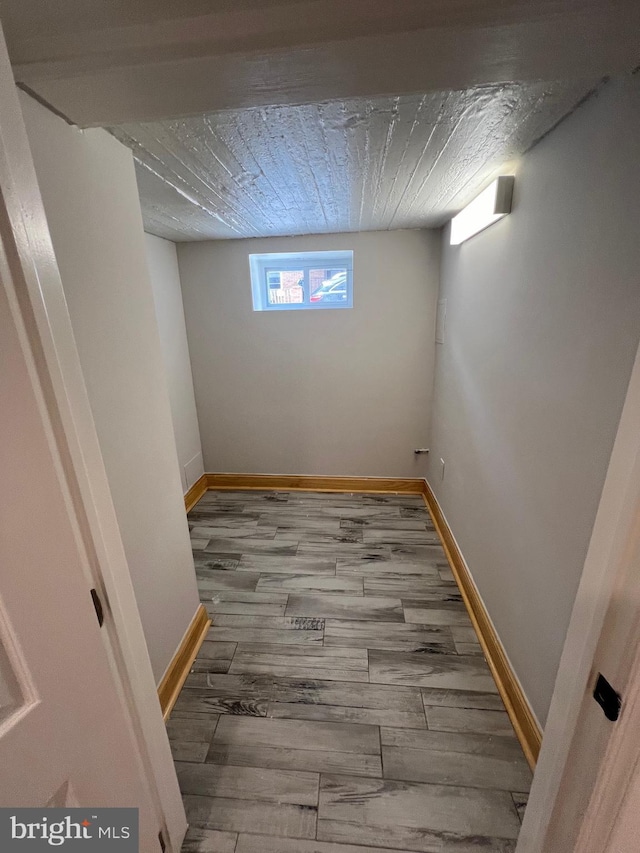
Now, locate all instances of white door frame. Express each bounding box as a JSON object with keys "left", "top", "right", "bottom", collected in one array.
[
  {"left": 0, "top": 24, "right": 186, "bottom": 853},
  {"left": 517, "top": 337, "right": 640, "bottom": 851}
]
